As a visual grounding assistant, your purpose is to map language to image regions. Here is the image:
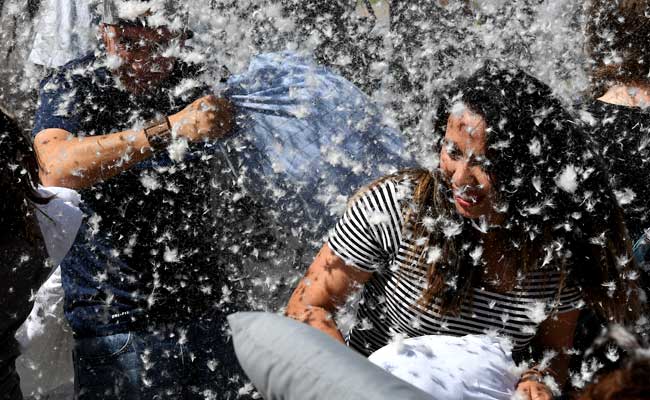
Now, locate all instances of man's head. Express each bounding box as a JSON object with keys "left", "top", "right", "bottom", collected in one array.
[
  {"left": 99, "top": 0, "right": 190, "bottom": 94},
  {"left": 585, "top": 0, "right": 650, "bottom": 96}
]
